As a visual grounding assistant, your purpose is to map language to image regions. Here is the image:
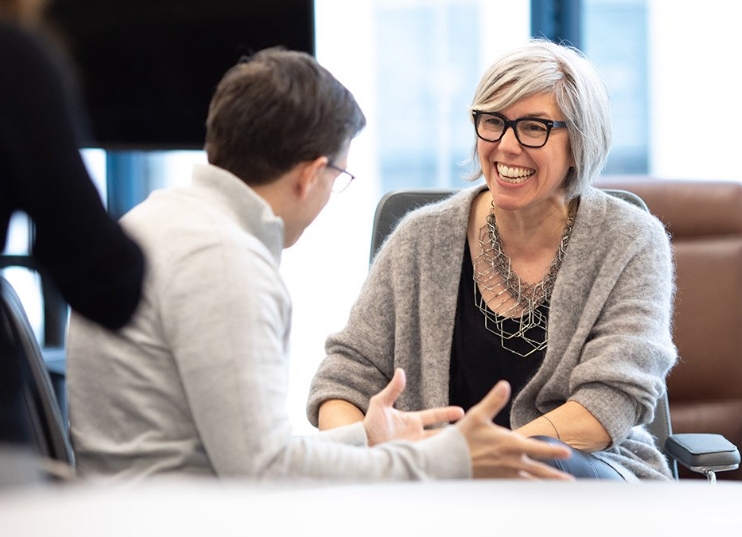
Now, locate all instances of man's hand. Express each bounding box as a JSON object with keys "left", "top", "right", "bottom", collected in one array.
[
  {"left": 363, "top": 368, "right": 465, "bottom": 446},
  {"left": 456, "top": 380, "right": 574, "bottom": 480}
]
